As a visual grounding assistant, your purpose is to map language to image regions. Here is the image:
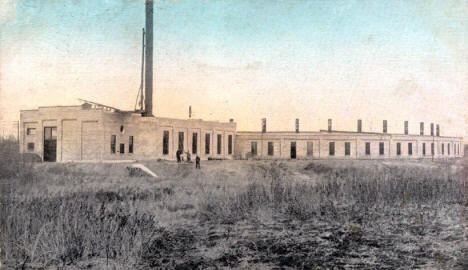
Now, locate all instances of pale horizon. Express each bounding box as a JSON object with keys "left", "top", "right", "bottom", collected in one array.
[{"left": 1, "top": 0, "right": 467, "bottom": 138}]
